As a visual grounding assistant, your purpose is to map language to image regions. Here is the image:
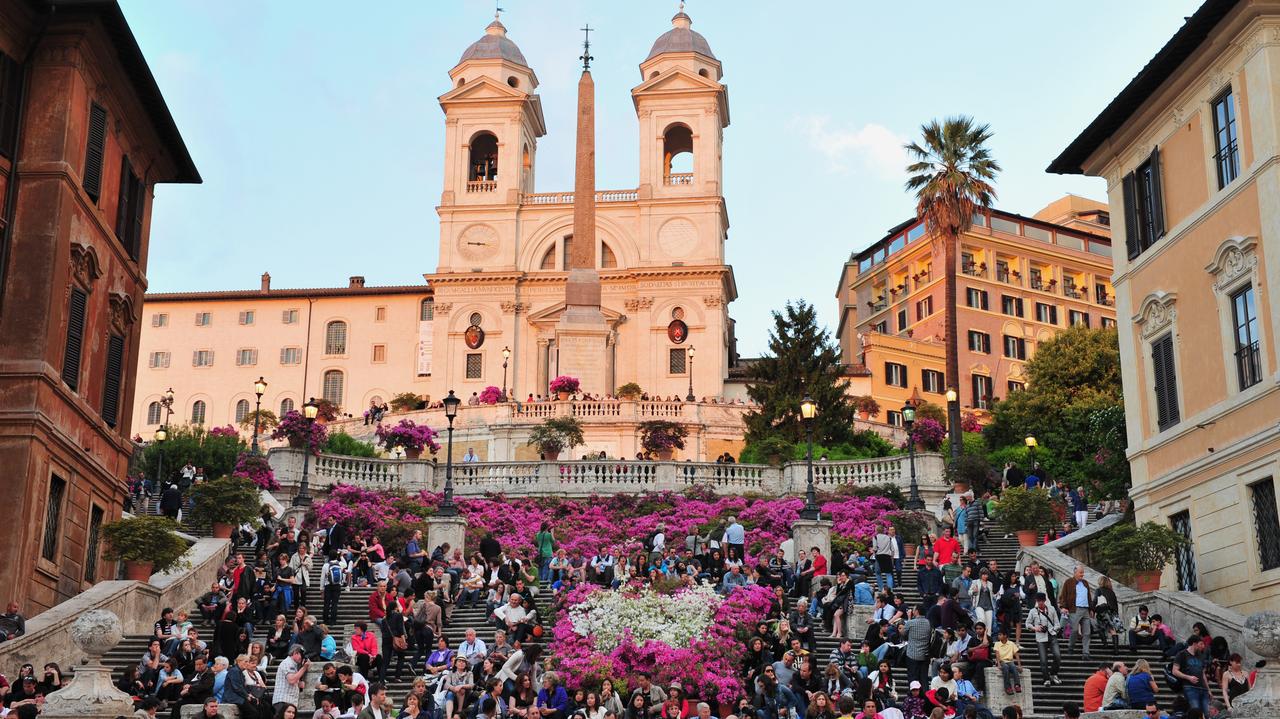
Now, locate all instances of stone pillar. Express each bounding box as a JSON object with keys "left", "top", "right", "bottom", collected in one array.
[
  {"left": 427, "top": 515, "right": 468, "bottom": 558},
  {"left": 983, "top": 667, "right": 1032, "bottom": 716},
  {"left": 41, "top": 609, "right": 135, "bottom": 719},
  {"left": 792, "top": 518, "right": 833, "bottom": 571},
  {"left": 1233, "top": 610, "right": 1280, "bottom": 716}
]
